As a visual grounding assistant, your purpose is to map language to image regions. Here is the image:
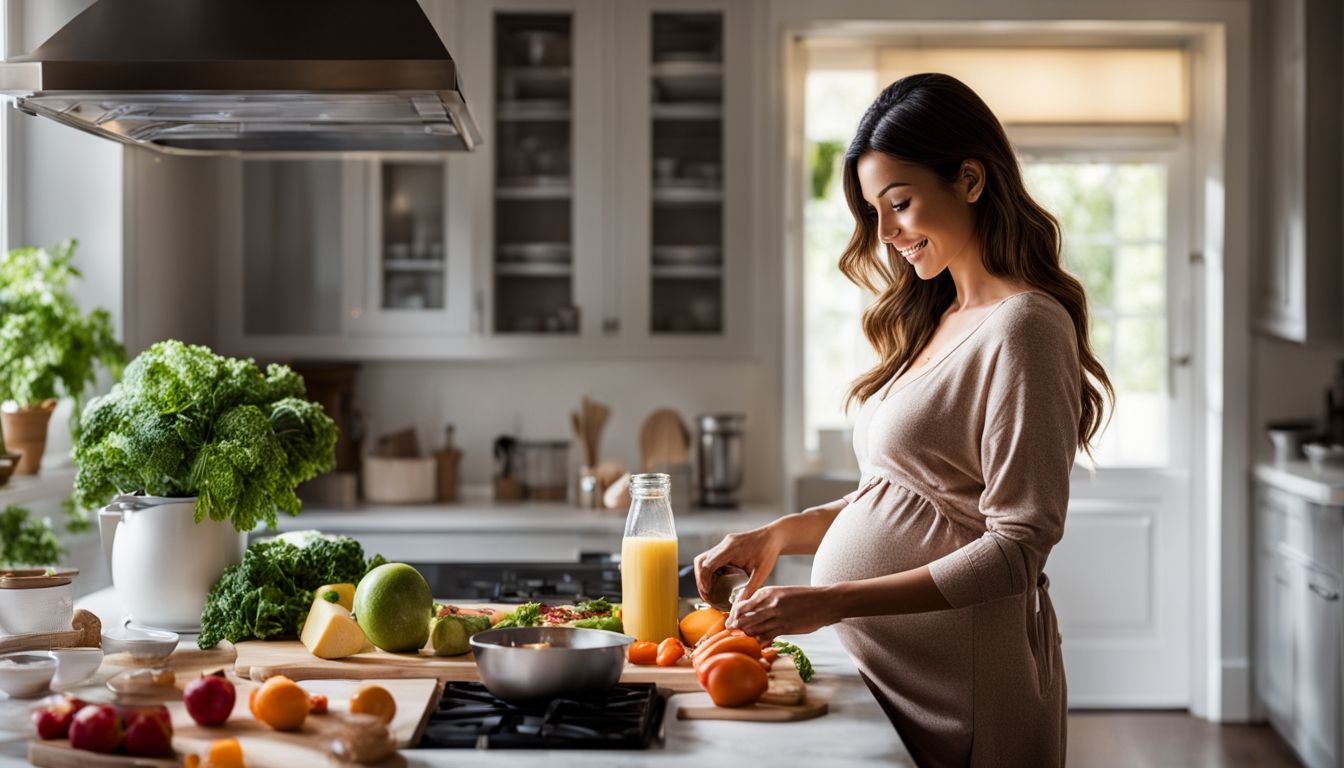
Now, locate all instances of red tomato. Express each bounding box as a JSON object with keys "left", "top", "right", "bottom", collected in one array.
[
  {"left": 693, "top": 634, "right": 762, "bottom": 669},
  {"left": 700, "top": 652, "right": 769, "bottom": 707},
  {"left": 627, "top": 641, "right": 658, "bottom": 665},
  {"left": 656, "top": 638, "right": 685, "bottom": 667}
]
